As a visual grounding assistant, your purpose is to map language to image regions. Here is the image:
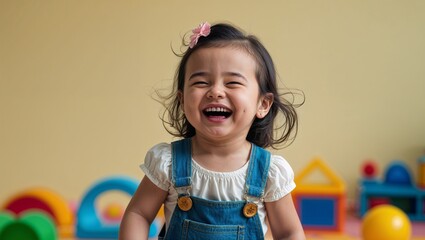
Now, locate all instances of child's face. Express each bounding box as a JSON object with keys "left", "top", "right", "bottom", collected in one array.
[{"left": 180, "top": 46, "right": 272, "bottom": 142}]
